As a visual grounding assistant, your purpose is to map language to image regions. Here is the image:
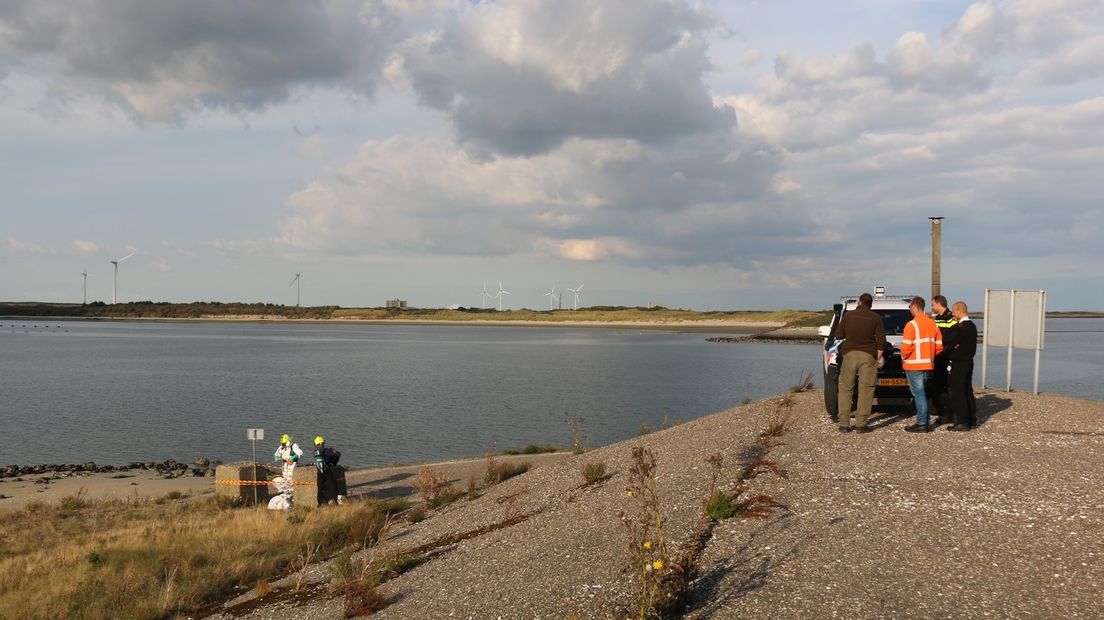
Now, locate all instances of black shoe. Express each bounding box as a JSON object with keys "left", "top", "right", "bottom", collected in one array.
[
  {"left": 830, "top": 416, "right": 839, "bottom": 424},
  {"left": 946, "top": 424, "right": 971, "bottom": 432},
  {"left": 904, "top": 424, "right": 932, "bottom": 433},
  {"left": 838, "top": 427, "right": 852, "bottom": 433},
  {"left": 856, "top": 426, "right": 873, "bottom": 434},
  {"left": 933, "top": 417, "right": 950, "bottom": 427}
]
